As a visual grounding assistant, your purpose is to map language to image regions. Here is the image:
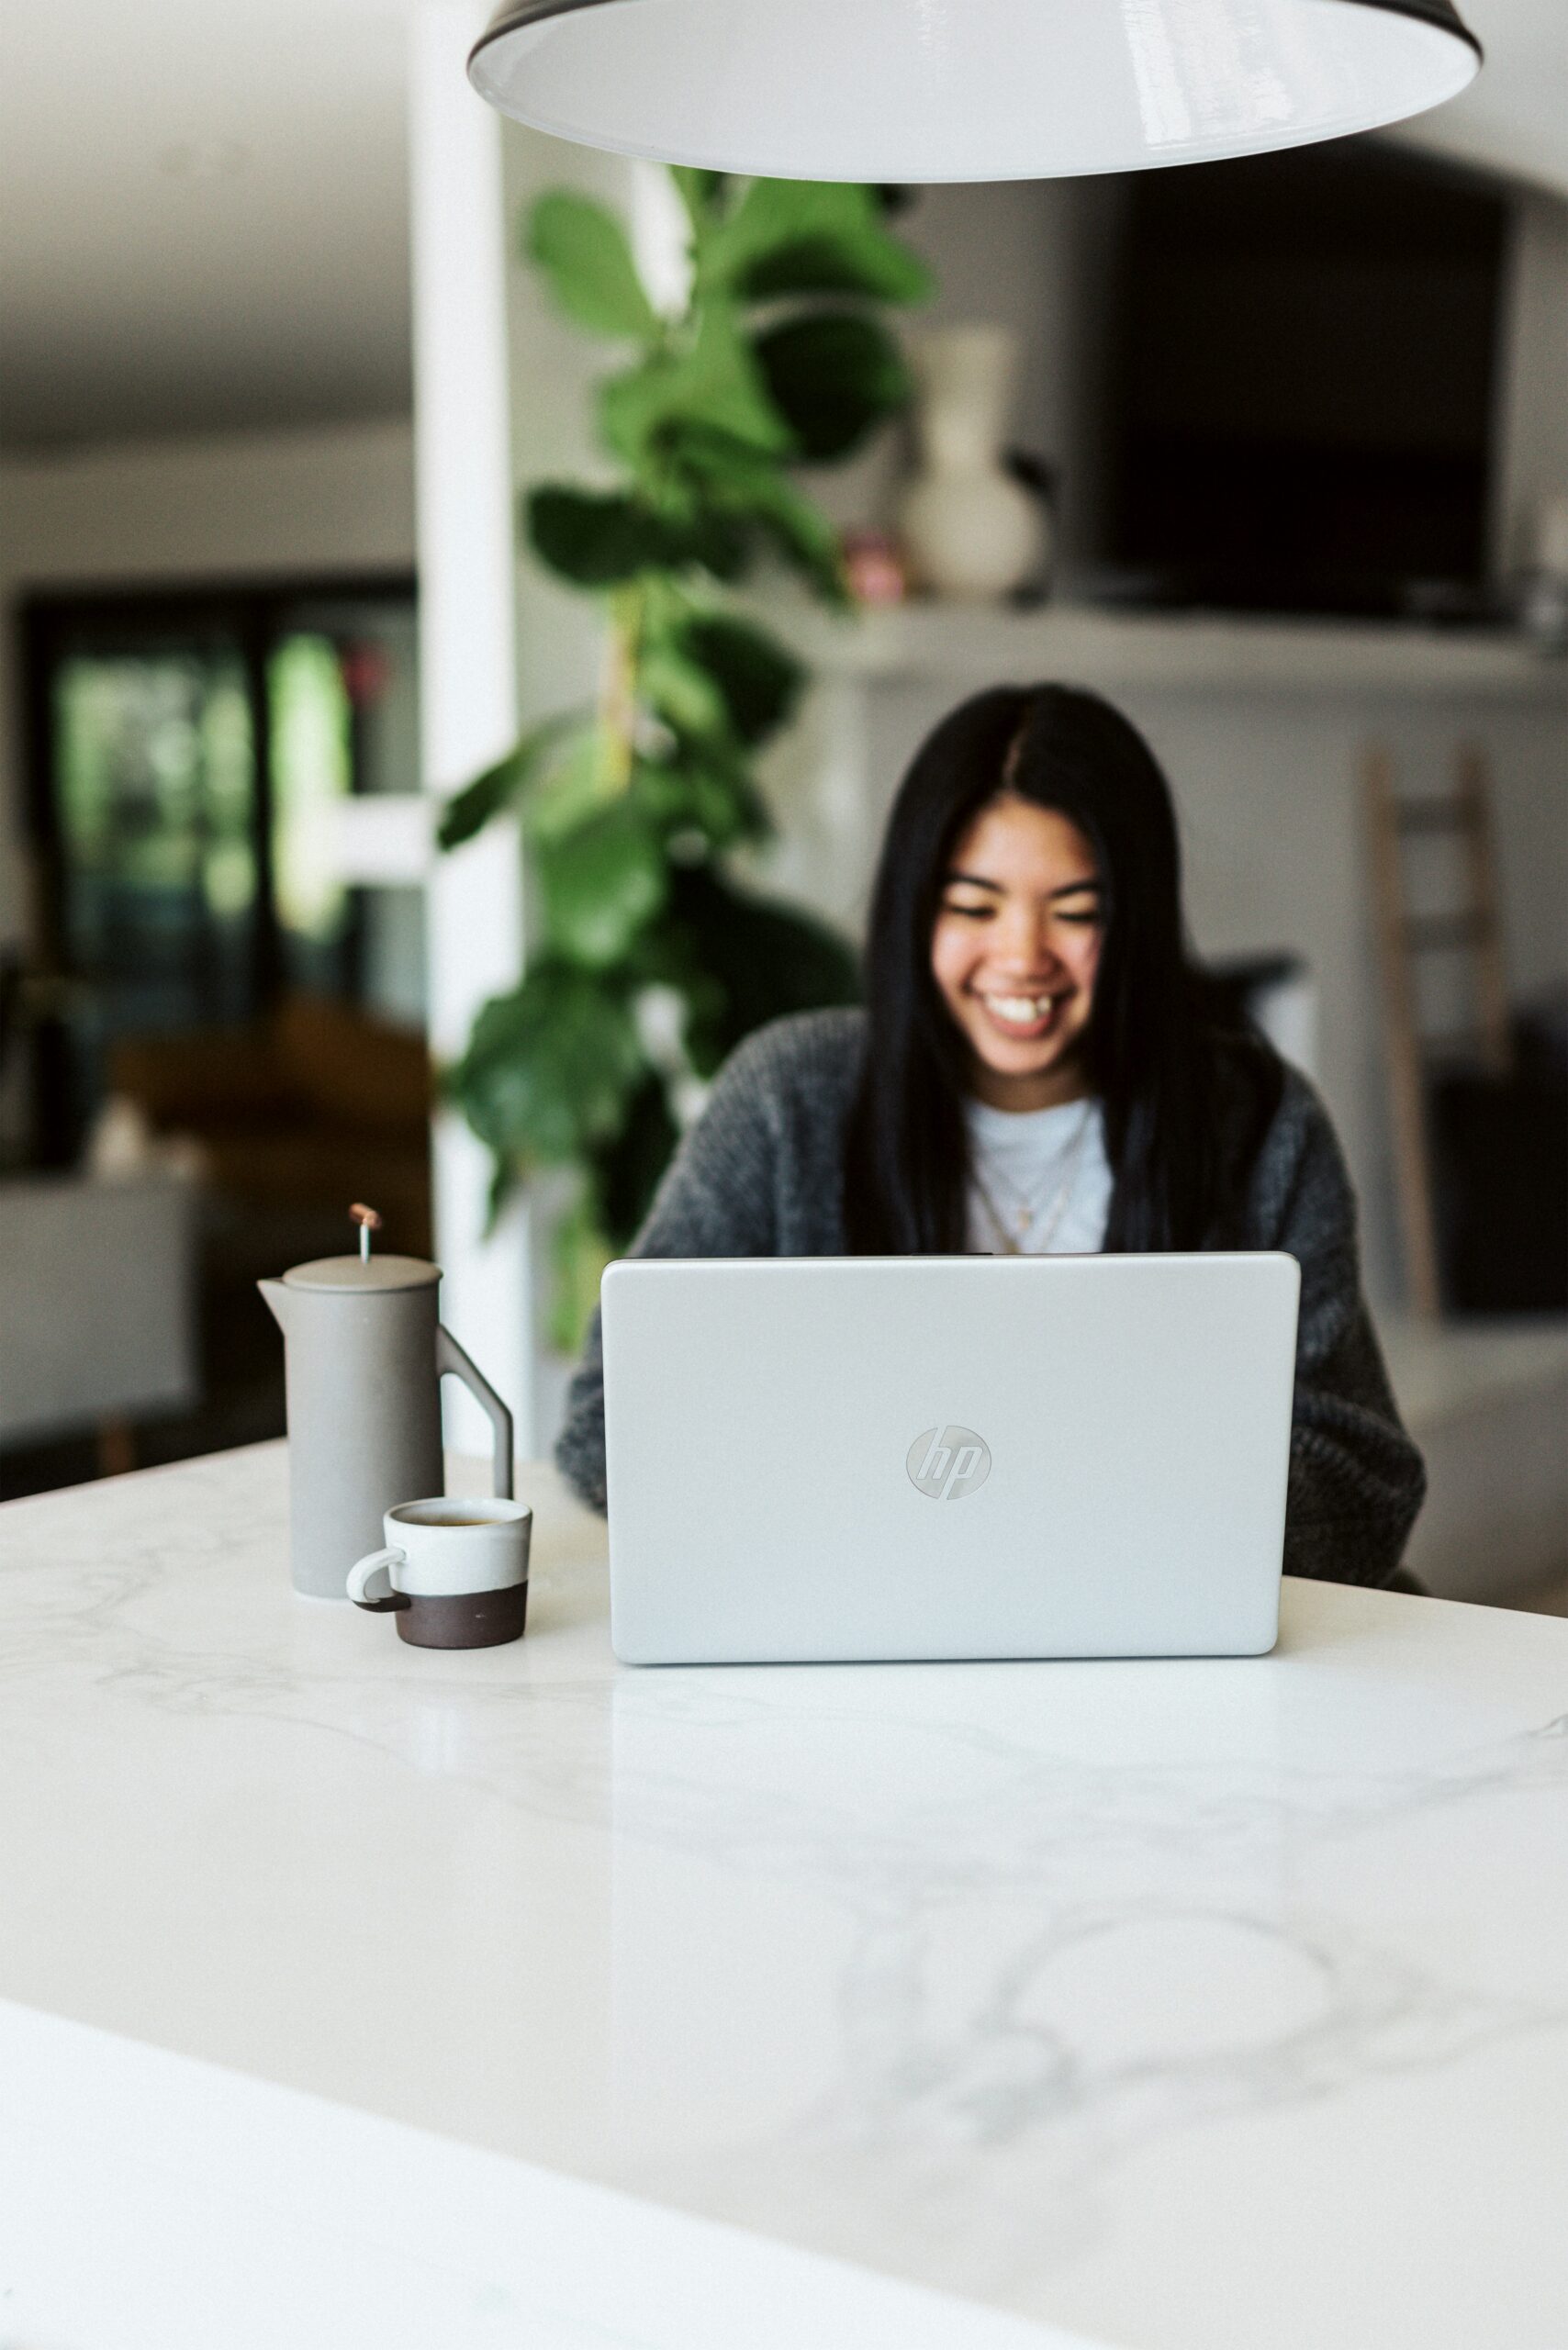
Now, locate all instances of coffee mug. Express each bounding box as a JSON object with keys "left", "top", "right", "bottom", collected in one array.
[{"left": 348, "top": 1497, "right": 532, "bottom": 1649}]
